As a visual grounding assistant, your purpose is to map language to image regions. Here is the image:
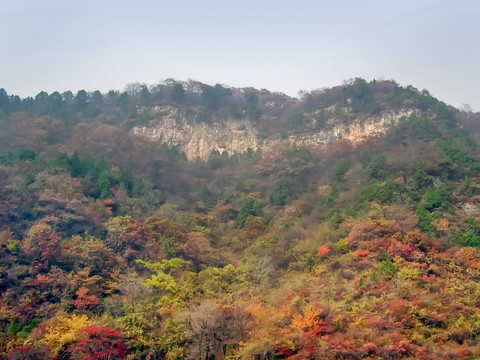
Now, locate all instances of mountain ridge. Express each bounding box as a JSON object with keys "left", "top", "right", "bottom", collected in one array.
[{"left": 2, "top": 78, "right": 480, "bottom": 358}]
